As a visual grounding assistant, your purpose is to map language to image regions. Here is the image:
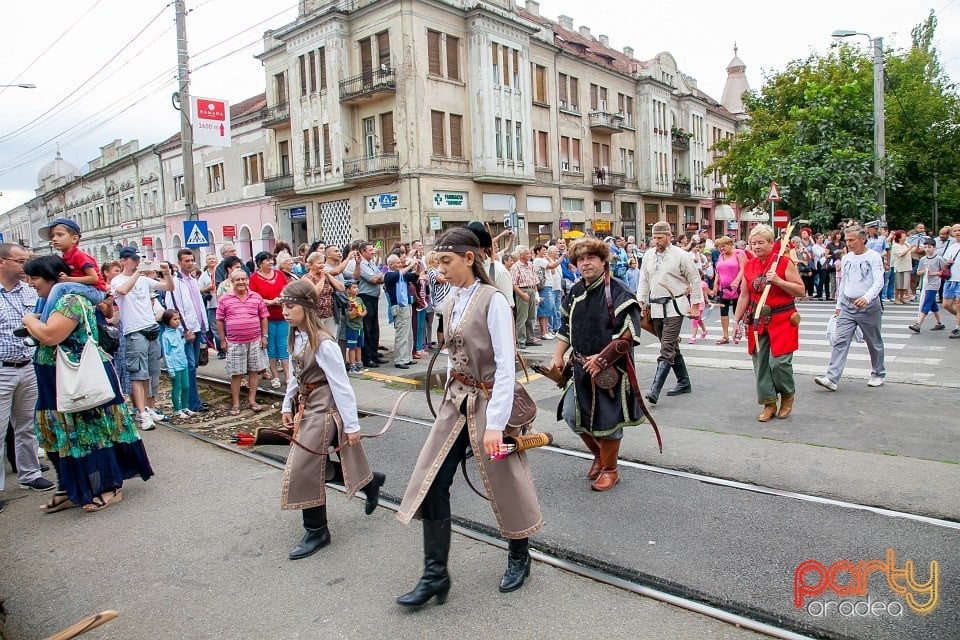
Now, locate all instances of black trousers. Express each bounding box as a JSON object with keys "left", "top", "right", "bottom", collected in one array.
[
  {"left": 421, "top": 428, "right": 471, "bottom": 521},
  {"left": 359, "top": 293, "right": 380, "bottom": 365}
]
